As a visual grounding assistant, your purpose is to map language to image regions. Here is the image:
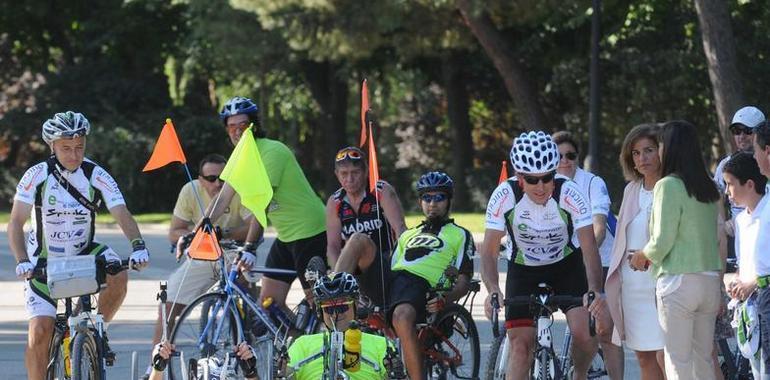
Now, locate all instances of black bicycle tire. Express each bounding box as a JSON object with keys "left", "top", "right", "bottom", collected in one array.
[
  {"left": 45, "top": 328, "right": 66, "bottom": 380},
  {"left": 424, "top": 304, "right": 481, "bottom": 379},
  {"left": 167, "top": 292, "right": 244, "bottom": 380},
  {"left": 71, "top": 331, "right": 101, "bottom": 380},
  {"left": 483, "top": 331, "right": 507, "bottom": 380}
]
